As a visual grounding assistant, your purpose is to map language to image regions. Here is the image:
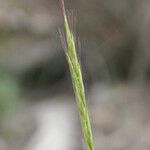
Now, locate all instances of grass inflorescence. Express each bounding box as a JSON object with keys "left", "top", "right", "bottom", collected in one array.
[{"left": 59, "top": 0, "right": 94, "bottom": 150}]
